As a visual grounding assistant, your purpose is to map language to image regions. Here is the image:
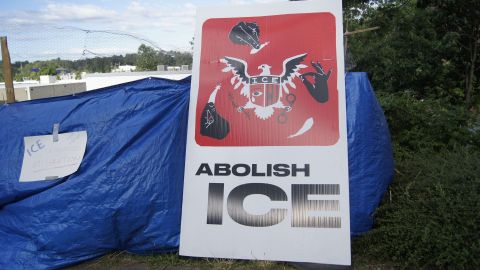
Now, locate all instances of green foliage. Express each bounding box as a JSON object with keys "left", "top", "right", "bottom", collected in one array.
[
  {"left": 40, "top": 66, "right": 56, "bottom": 76},
  {"left": 14, "top": 73, "right": 23, "bottom": 82},
  {"left": 6, "top": 45, "right": 191, "bottom": 80},
  {"left": 377, "top": 92, "right": 477, "bottom": 154},
  {"left": 353, "top": 53, "right": 480, "bottom": 270},
  {"left": 347, "top": 1, "right": 480, "bottom": 268},
  {"left": 136, "top": 44, "right": 192, "bottom": 71},
  {"left": 353, "top": 146, "right": 480, "bottom": 269},
  {"left": 75, "top": 70, "right": 82, "bottom": 80},
  {"left": 136, "top": 44, "right": 158, "bottom": 71},
  {"left": 352, "top": 50, "right": 480, "bottom": 270},
  {"left": 348, "top": 0, "right": 480, "bottom": 107},
  {"left": 169, "top": 50, "right": 193, "bottom": 66},
  {"left": 417, "top": 0, "right": 480, "bottom": 107}
]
